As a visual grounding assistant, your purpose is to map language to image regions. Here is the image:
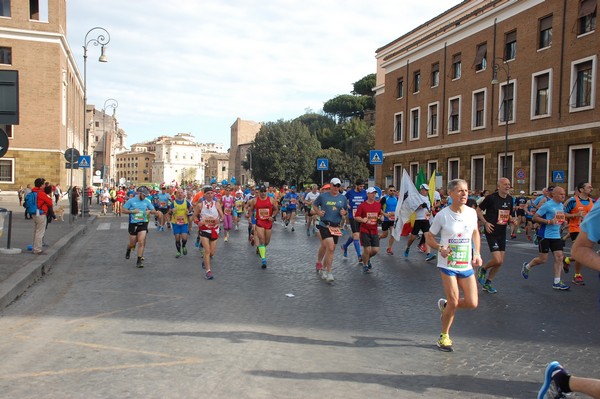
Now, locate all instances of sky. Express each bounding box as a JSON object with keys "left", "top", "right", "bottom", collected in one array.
[{"left": 67, "top": 1, "right": 461, "bottom": 150}]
